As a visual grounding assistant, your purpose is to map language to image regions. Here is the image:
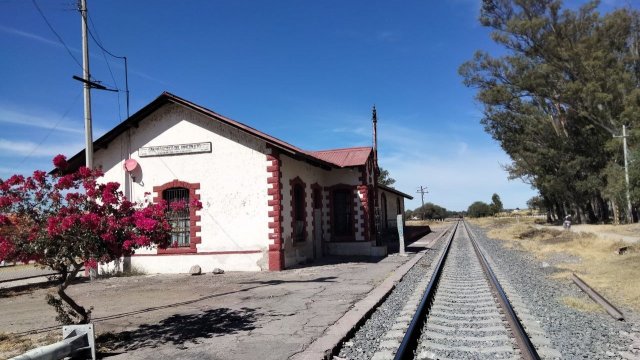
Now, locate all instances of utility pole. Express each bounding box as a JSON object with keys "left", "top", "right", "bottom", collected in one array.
[
  {"left": 80, "top": 0, "right": 93, "bottom": 169},
  {"left": 417, "top": 186, "right": 428, "bottom": 220},
  {"left": 614, "top": 124, "right": 633, "bottom": 223}
]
